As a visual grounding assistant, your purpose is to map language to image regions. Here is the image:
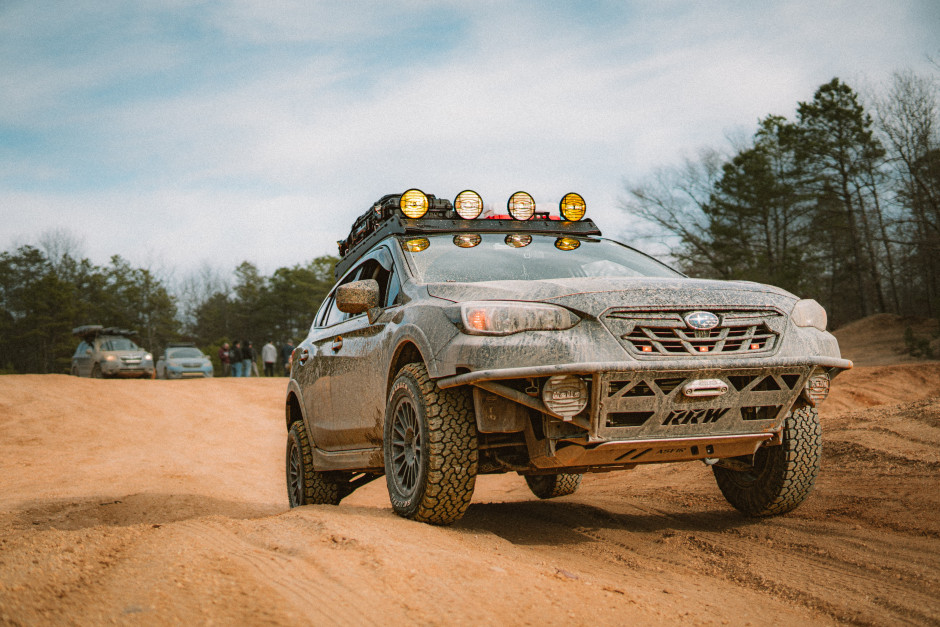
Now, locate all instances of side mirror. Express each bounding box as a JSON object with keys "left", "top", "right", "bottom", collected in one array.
[{"left": 336, "top": 279, "right": 379, "bottom": 315}]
